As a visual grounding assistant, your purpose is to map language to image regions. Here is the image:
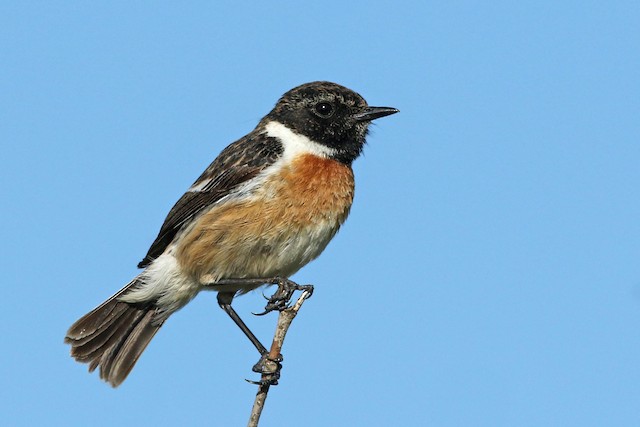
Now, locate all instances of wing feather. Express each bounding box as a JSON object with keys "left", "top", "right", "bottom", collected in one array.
[{"left": 137, "top": 130, "right": 283, "bottom": 268}]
